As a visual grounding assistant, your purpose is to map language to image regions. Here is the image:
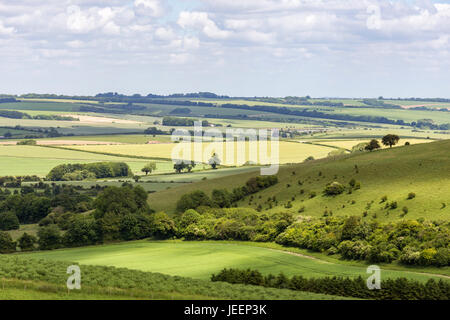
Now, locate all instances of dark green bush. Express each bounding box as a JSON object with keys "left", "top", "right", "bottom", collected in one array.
[
  {"left": 323, "top": 182, "right": 345, "bottom": 196},
  {"left": 0, "top": 212, "right": 19, "bottom": 231},
  {"left": 211, "top": 268, "right": 450, "bottom": 300}
]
